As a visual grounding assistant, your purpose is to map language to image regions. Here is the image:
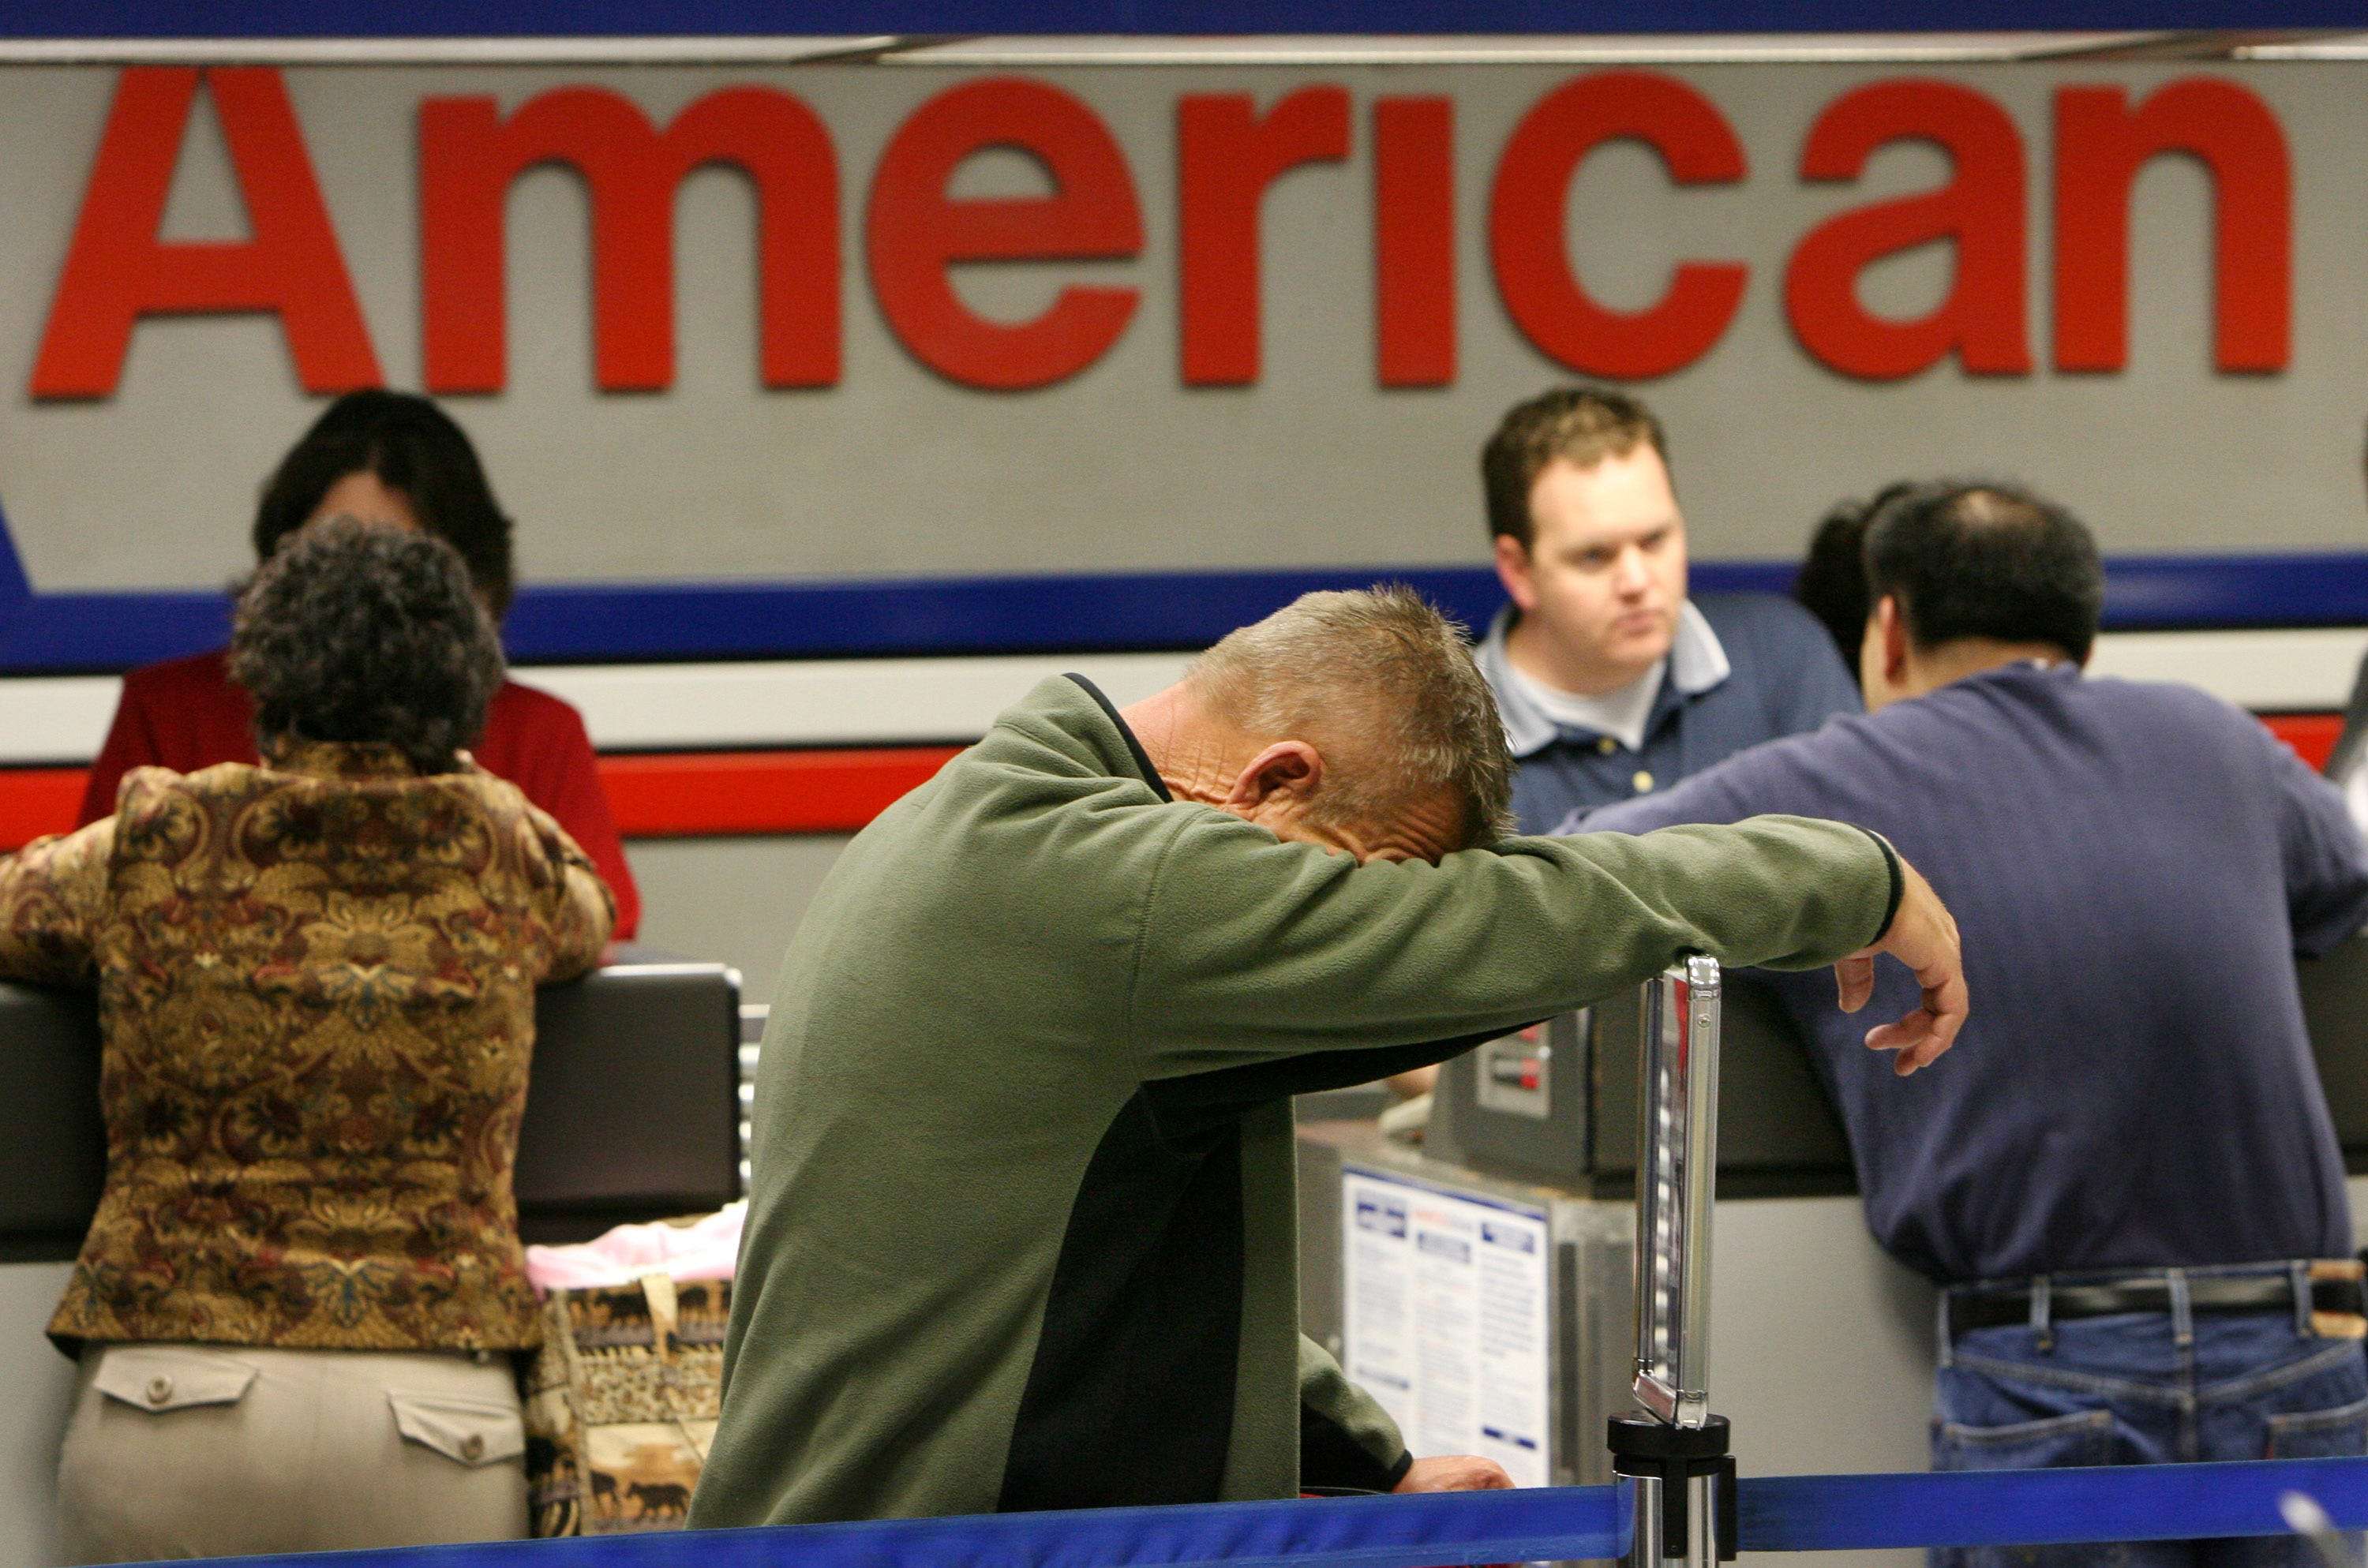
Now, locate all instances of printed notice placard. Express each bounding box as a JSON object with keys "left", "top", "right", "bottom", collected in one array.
[{"left": 1339, "top": 1167, "right": 1552, "bottom": 1488}]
